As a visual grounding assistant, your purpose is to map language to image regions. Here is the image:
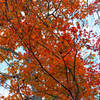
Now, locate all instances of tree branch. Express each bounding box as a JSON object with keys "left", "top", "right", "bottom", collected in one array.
[{"left": 0, "top": 46, "right": 19, "bottom": 56}]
